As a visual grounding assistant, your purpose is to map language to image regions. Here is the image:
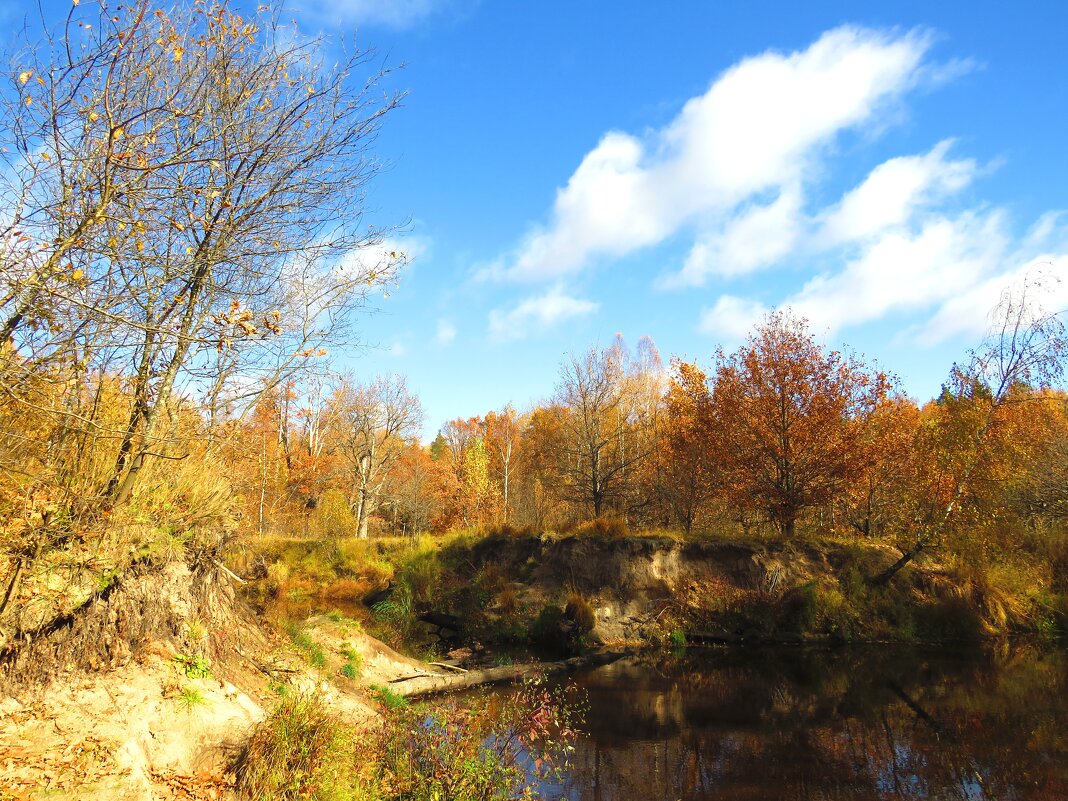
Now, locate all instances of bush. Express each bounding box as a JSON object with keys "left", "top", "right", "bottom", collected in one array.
[
  {"left": 234, "top": 696, "right": 355, "bottom": 801},
  {"left": 529, "top": 604, "right": 566, "bottom": 649},
  {"left": 779, "top": 581, "right": 857, "bottom": 639},
  {"left": 564, "top": 593, "right": 596, "bottom": 634},
  {"left": 371, "top": 677, "right": 581, "bottom": 801},
  {"left": 313, "top": 489, "right": 357, "bottom": 540}
]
